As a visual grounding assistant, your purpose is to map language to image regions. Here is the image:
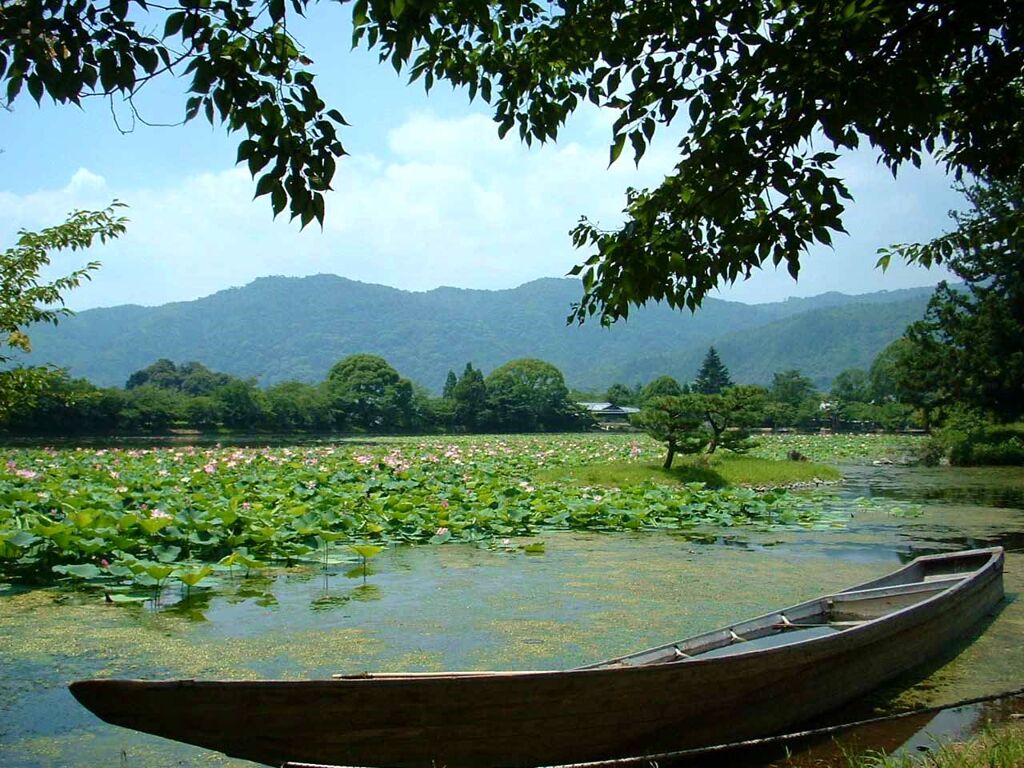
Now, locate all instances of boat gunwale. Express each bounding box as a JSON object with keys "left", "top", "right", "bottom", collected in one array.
[{"left": 571, "top": 545, "right": 1004, "bottom": 671}]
